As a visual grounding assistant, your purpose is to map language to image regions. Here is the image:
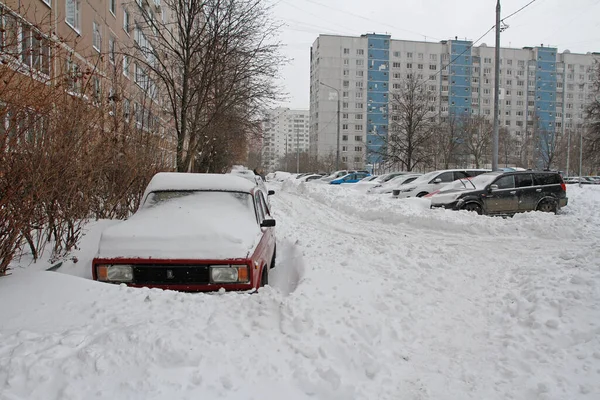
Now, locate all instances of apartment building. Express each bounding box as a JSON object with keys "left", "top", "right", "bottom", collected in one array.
[
  {"left": 309, "top": 33, "right": 599, "bottom": 169},
  {"left": 0, "top": 0, "right": 173, "bottom": 160},
  {"left": 262, "top": 107, "right": 310, "bottom": 171}
]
